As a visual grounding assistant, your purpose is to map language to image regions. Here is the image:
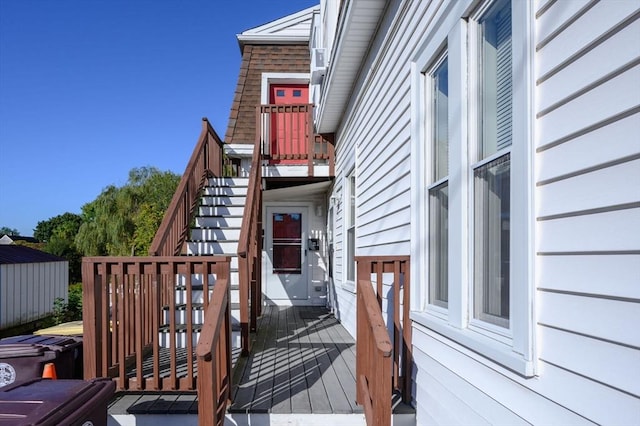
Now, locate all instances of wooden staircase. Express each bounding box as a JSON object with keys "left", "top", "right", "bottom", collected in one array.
[{"left": 157, "top": 176, "right": 249, "bottom": 350}]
